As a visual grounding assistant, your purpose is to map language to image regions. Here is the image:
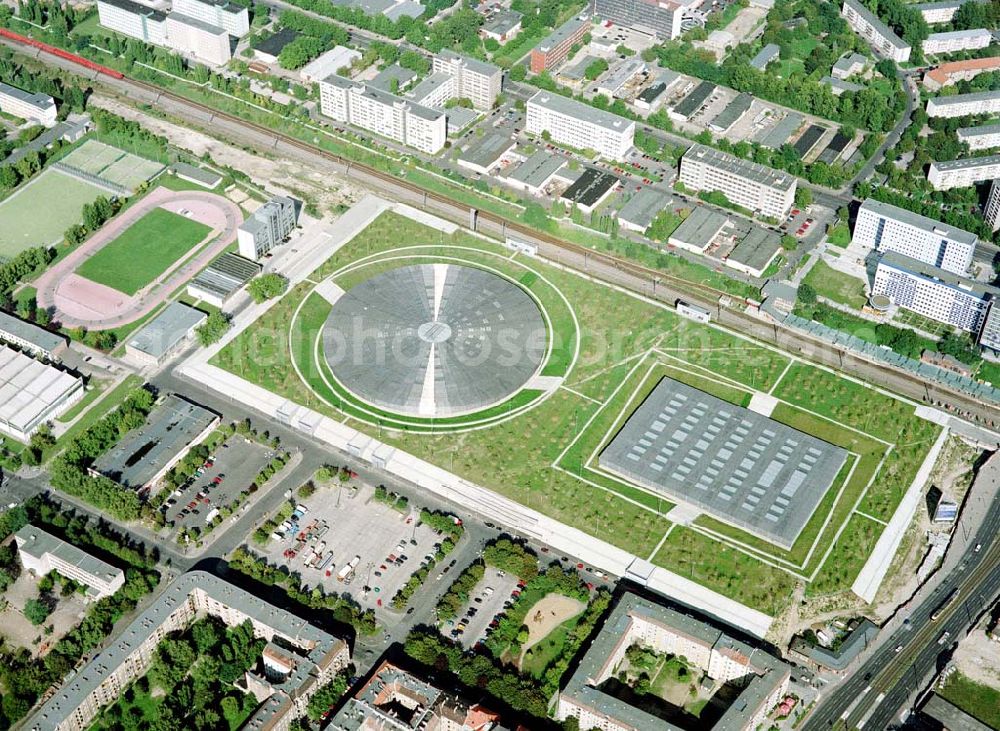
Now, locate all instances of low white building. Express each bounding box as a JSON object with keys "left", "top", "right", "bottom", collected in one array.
[
  {"left": 841, "top": 0, "right": 911, "bottom": 62},
  {"left": 679, "top": 144, "right": 796, "bottom": 220},
  {"left": 957, "top": 123, "right": 1000, "bottom": 151},
  {"left": 922, "top": 28, "right": 992, "bottom": 55},
  {"left": 526, "top": 91, "right": 635, "bottom": 161},
  {"left": 125, "top": 302, "right": 207, "bottom": 367},
  {"left": 927, "top": 89, "right": 1000, "bottom": 118},
  {"left": 0, "top": 82, "right": 57, "bottom": 127},
  {"left": 15, "top": 524, "right": 125, "bottom": 601},
  {"left": 928, "top": 154, "right": 1000, "bottom": 190},
  {"left": 0, "top": 347, "right": 83, "bottom": 441},
  {"left": 299, "top": 45, "right": 362, "bottom": 84}
]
